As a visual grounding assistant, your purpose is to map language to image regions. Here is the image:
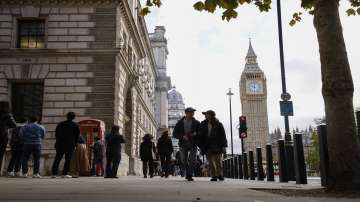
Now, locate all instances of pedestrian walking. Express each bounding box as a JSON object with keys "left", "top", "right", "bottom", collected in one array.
[
  {"left": 173, "top": 107, "right": 200, "bottom": 181},
  {"left": 156, "top": 130, "right": 173, "bottom": 178},
  {"left": 7, "top": 122, "right": 25, "bottom": 177},
  {"left": 91, "top": 136, "right": 104, "bottom": 176},
  {"left": 52, "top": 112, "right": 80, "bottom": 178},
  {"left": 105, "top": 125, "right": 125, "bottom": 178},
  {"left": 199, "top": 110, "right": 227, "bottom": 181},
  {"left": 69, "top": 135, "right": 90, "bottom": 177},
  {"left": 20, "top": 116, "right": 45, "bottom": 178},
  {"left": 140, "top": 134, "right": 157, "bottom": 178},
  {"left": 0, "top": 101, "right": 17, "bottom": 174}
]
